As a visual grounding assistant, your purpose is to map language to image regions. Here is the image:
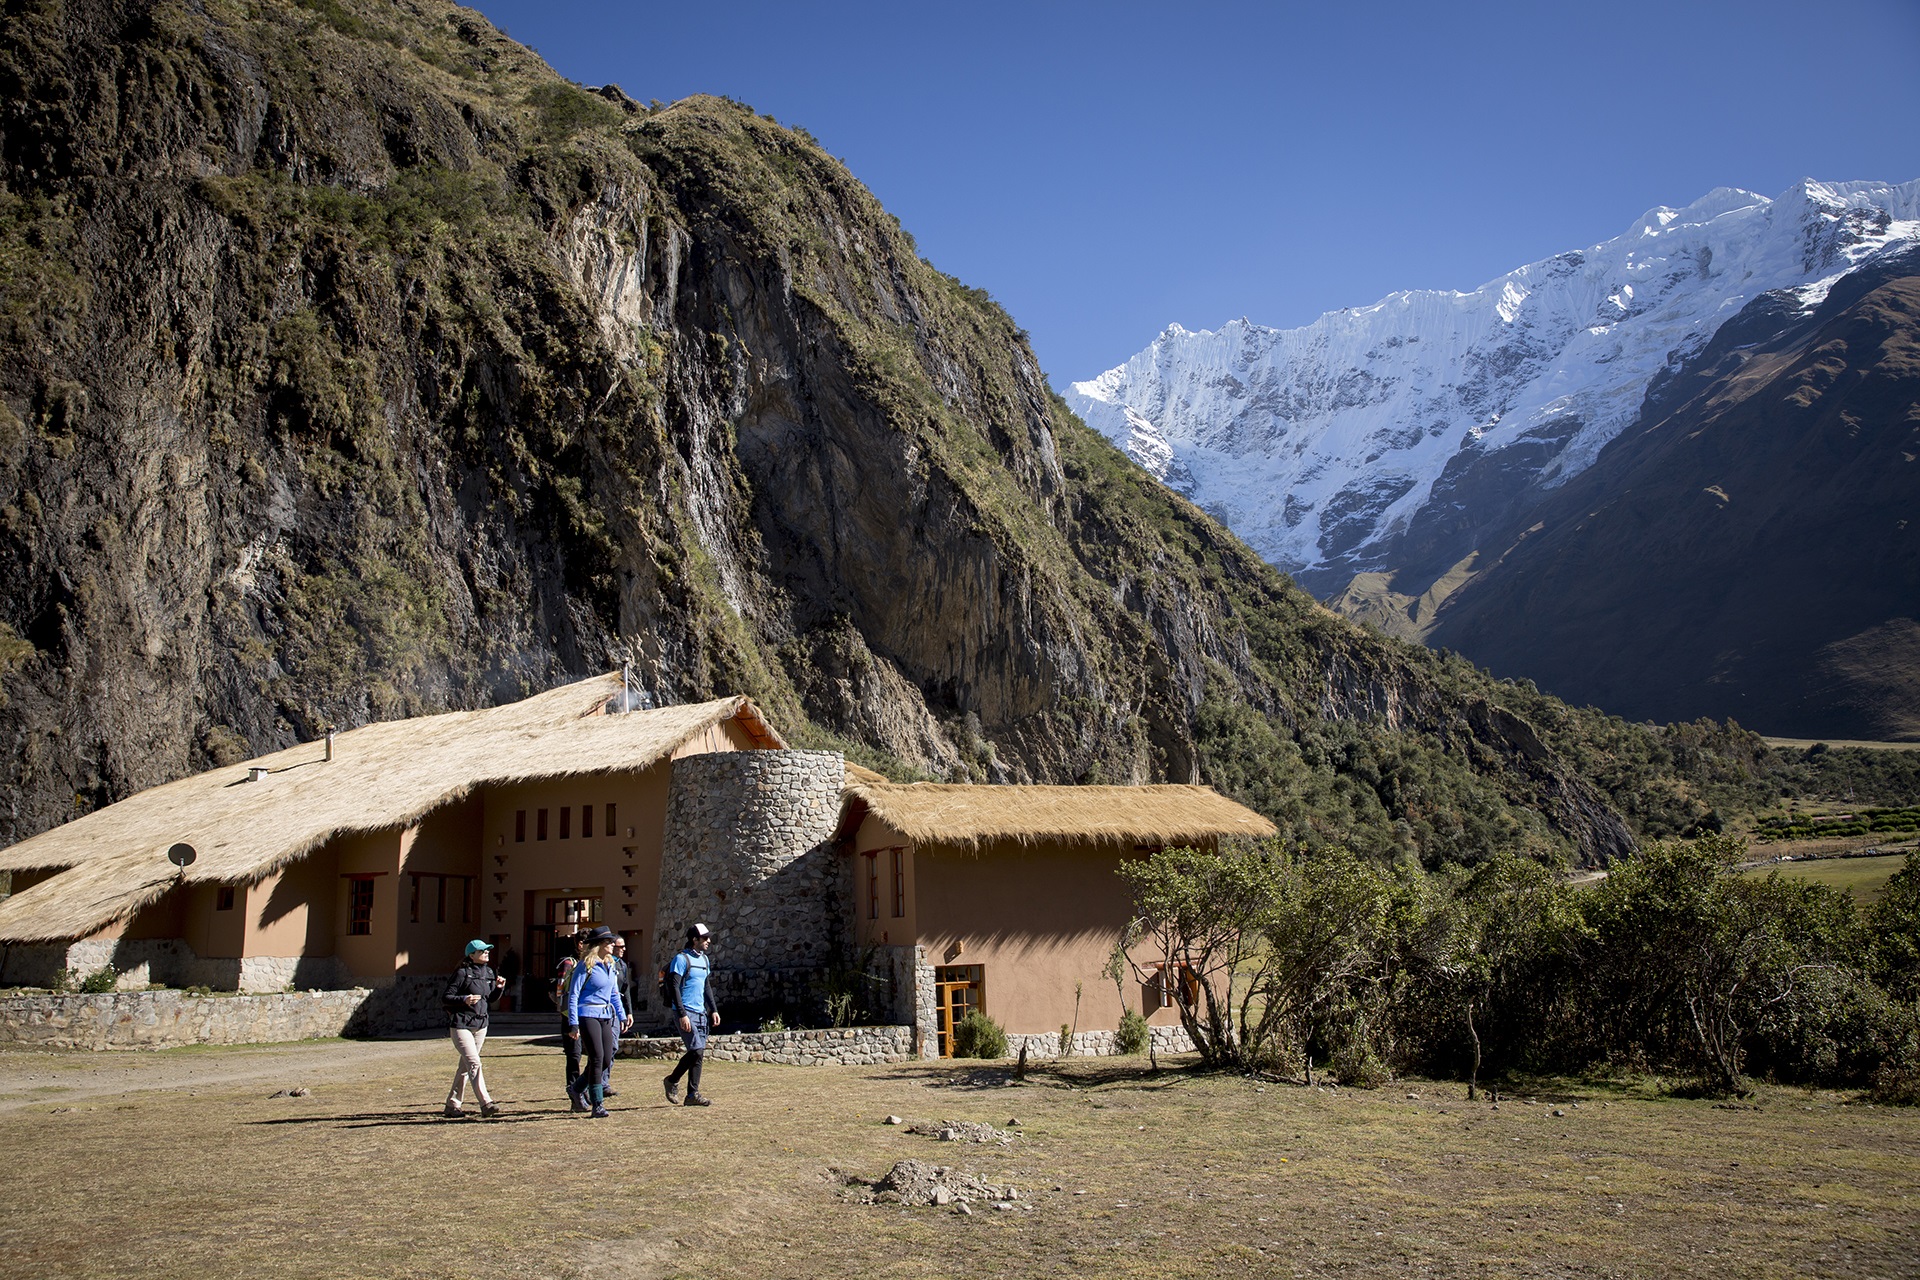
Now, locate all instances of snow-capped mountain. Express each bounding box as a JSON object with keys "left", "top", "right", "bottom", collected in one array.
[{"left": 1066, "top": 178, "right": 1920, "bottom": 596}]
